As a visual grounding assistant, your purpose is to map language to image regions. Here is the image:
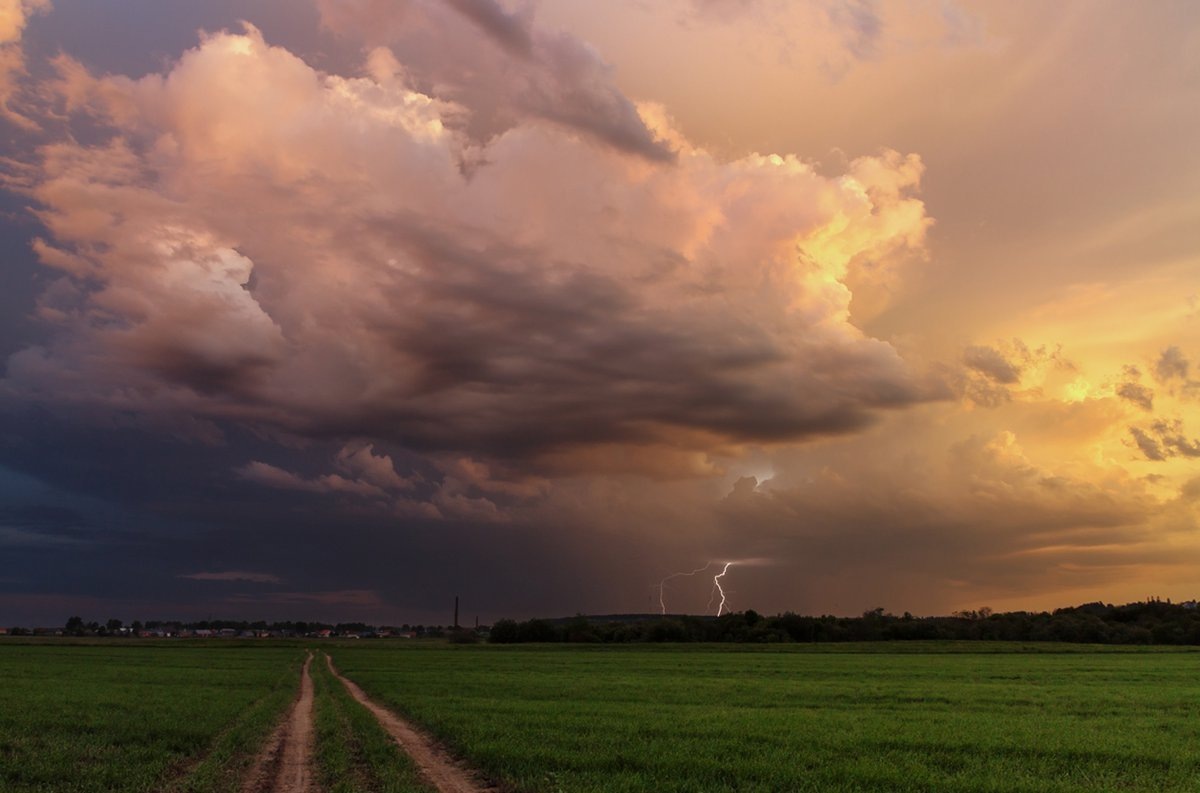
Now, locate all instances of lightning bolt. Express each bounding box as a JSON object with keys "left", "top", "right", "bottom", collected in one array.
[
  {"left": 712, "top": 561, "right": 733, "bottom": 616},
  {"left": 658, "top": 562, "right": 714, "bottom": 615},
  {"left": 661, "top": 560, "right": 740, "bottom": 616}
]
